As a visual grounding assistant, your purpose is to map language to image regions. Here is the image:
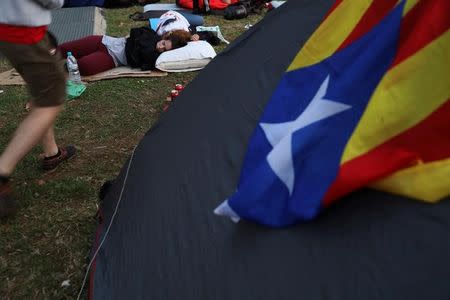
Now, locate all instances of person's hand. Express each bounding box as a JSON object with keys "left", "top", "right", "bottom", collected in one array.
[{"left": 191, "top": 34, "right": 200, "bottom": 41}]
